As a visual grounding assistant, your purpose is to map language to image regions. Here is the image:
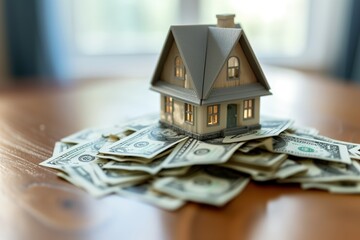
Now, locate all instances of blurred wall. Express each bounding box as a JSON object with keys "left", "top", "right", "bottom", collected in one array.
[{"left": 0, "top": 0, "right": 8, "bottom": 84}]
